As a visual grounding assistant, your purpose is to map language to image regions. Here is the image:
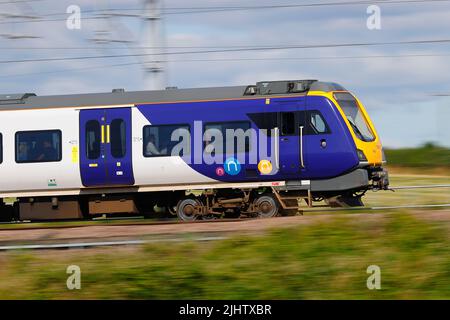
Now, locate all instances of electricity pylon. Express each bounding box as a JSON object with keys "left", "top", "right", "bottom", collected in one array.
[{"left": 141, "top": 0, "right": 166, "bottom": 91}]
